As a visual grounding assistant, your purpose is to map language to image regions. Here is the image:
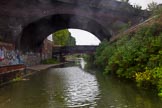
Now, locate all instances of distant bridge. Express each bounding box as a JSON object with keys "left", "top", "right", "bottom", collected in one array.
[{"left": 53, "top": 45, "right": 98, "bottom": 55}]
